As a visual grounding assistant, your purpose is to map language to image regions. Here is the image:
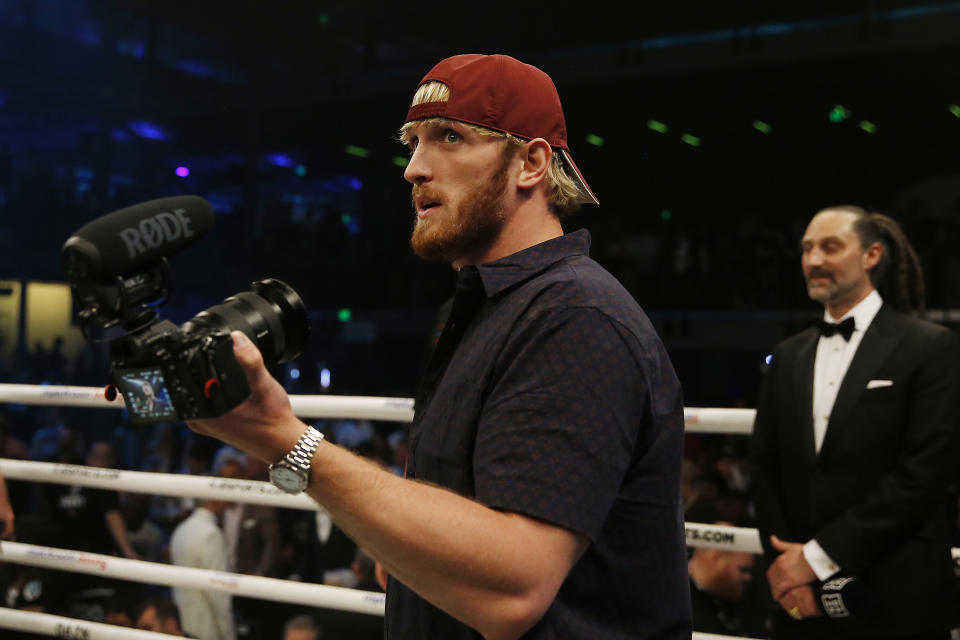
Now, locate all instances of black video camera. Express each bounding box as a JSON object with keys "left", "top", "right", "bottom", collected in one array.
[{"left": 63, "top": 196, "right": 309, "bottom": 423}]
